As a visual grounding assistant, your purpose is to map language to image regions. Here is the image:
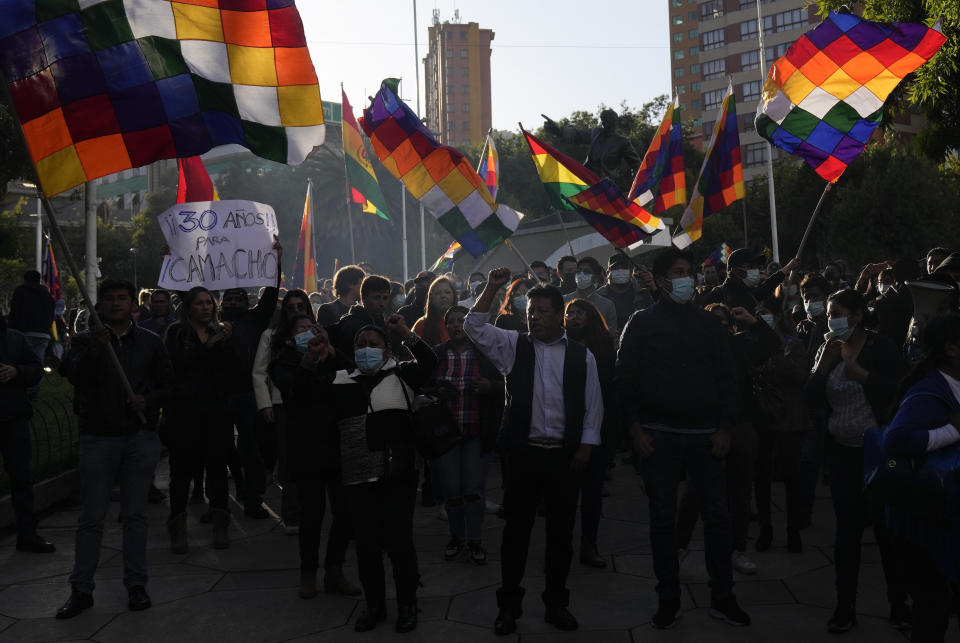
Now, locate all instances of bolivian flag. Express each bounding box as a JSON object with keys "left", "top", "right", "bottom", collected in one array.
[{"left": 342, "top": 89, "right": 389, "bottom": 220}]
